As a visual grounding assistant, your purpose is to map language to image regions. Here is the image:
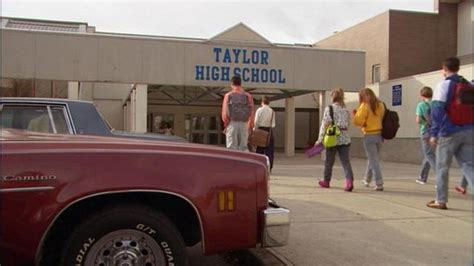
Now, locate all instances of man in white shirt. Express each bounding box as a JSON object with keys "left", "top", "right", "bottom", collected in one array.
[{"left": 254, "top": 96, "right": 276, "bottom": 170}]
